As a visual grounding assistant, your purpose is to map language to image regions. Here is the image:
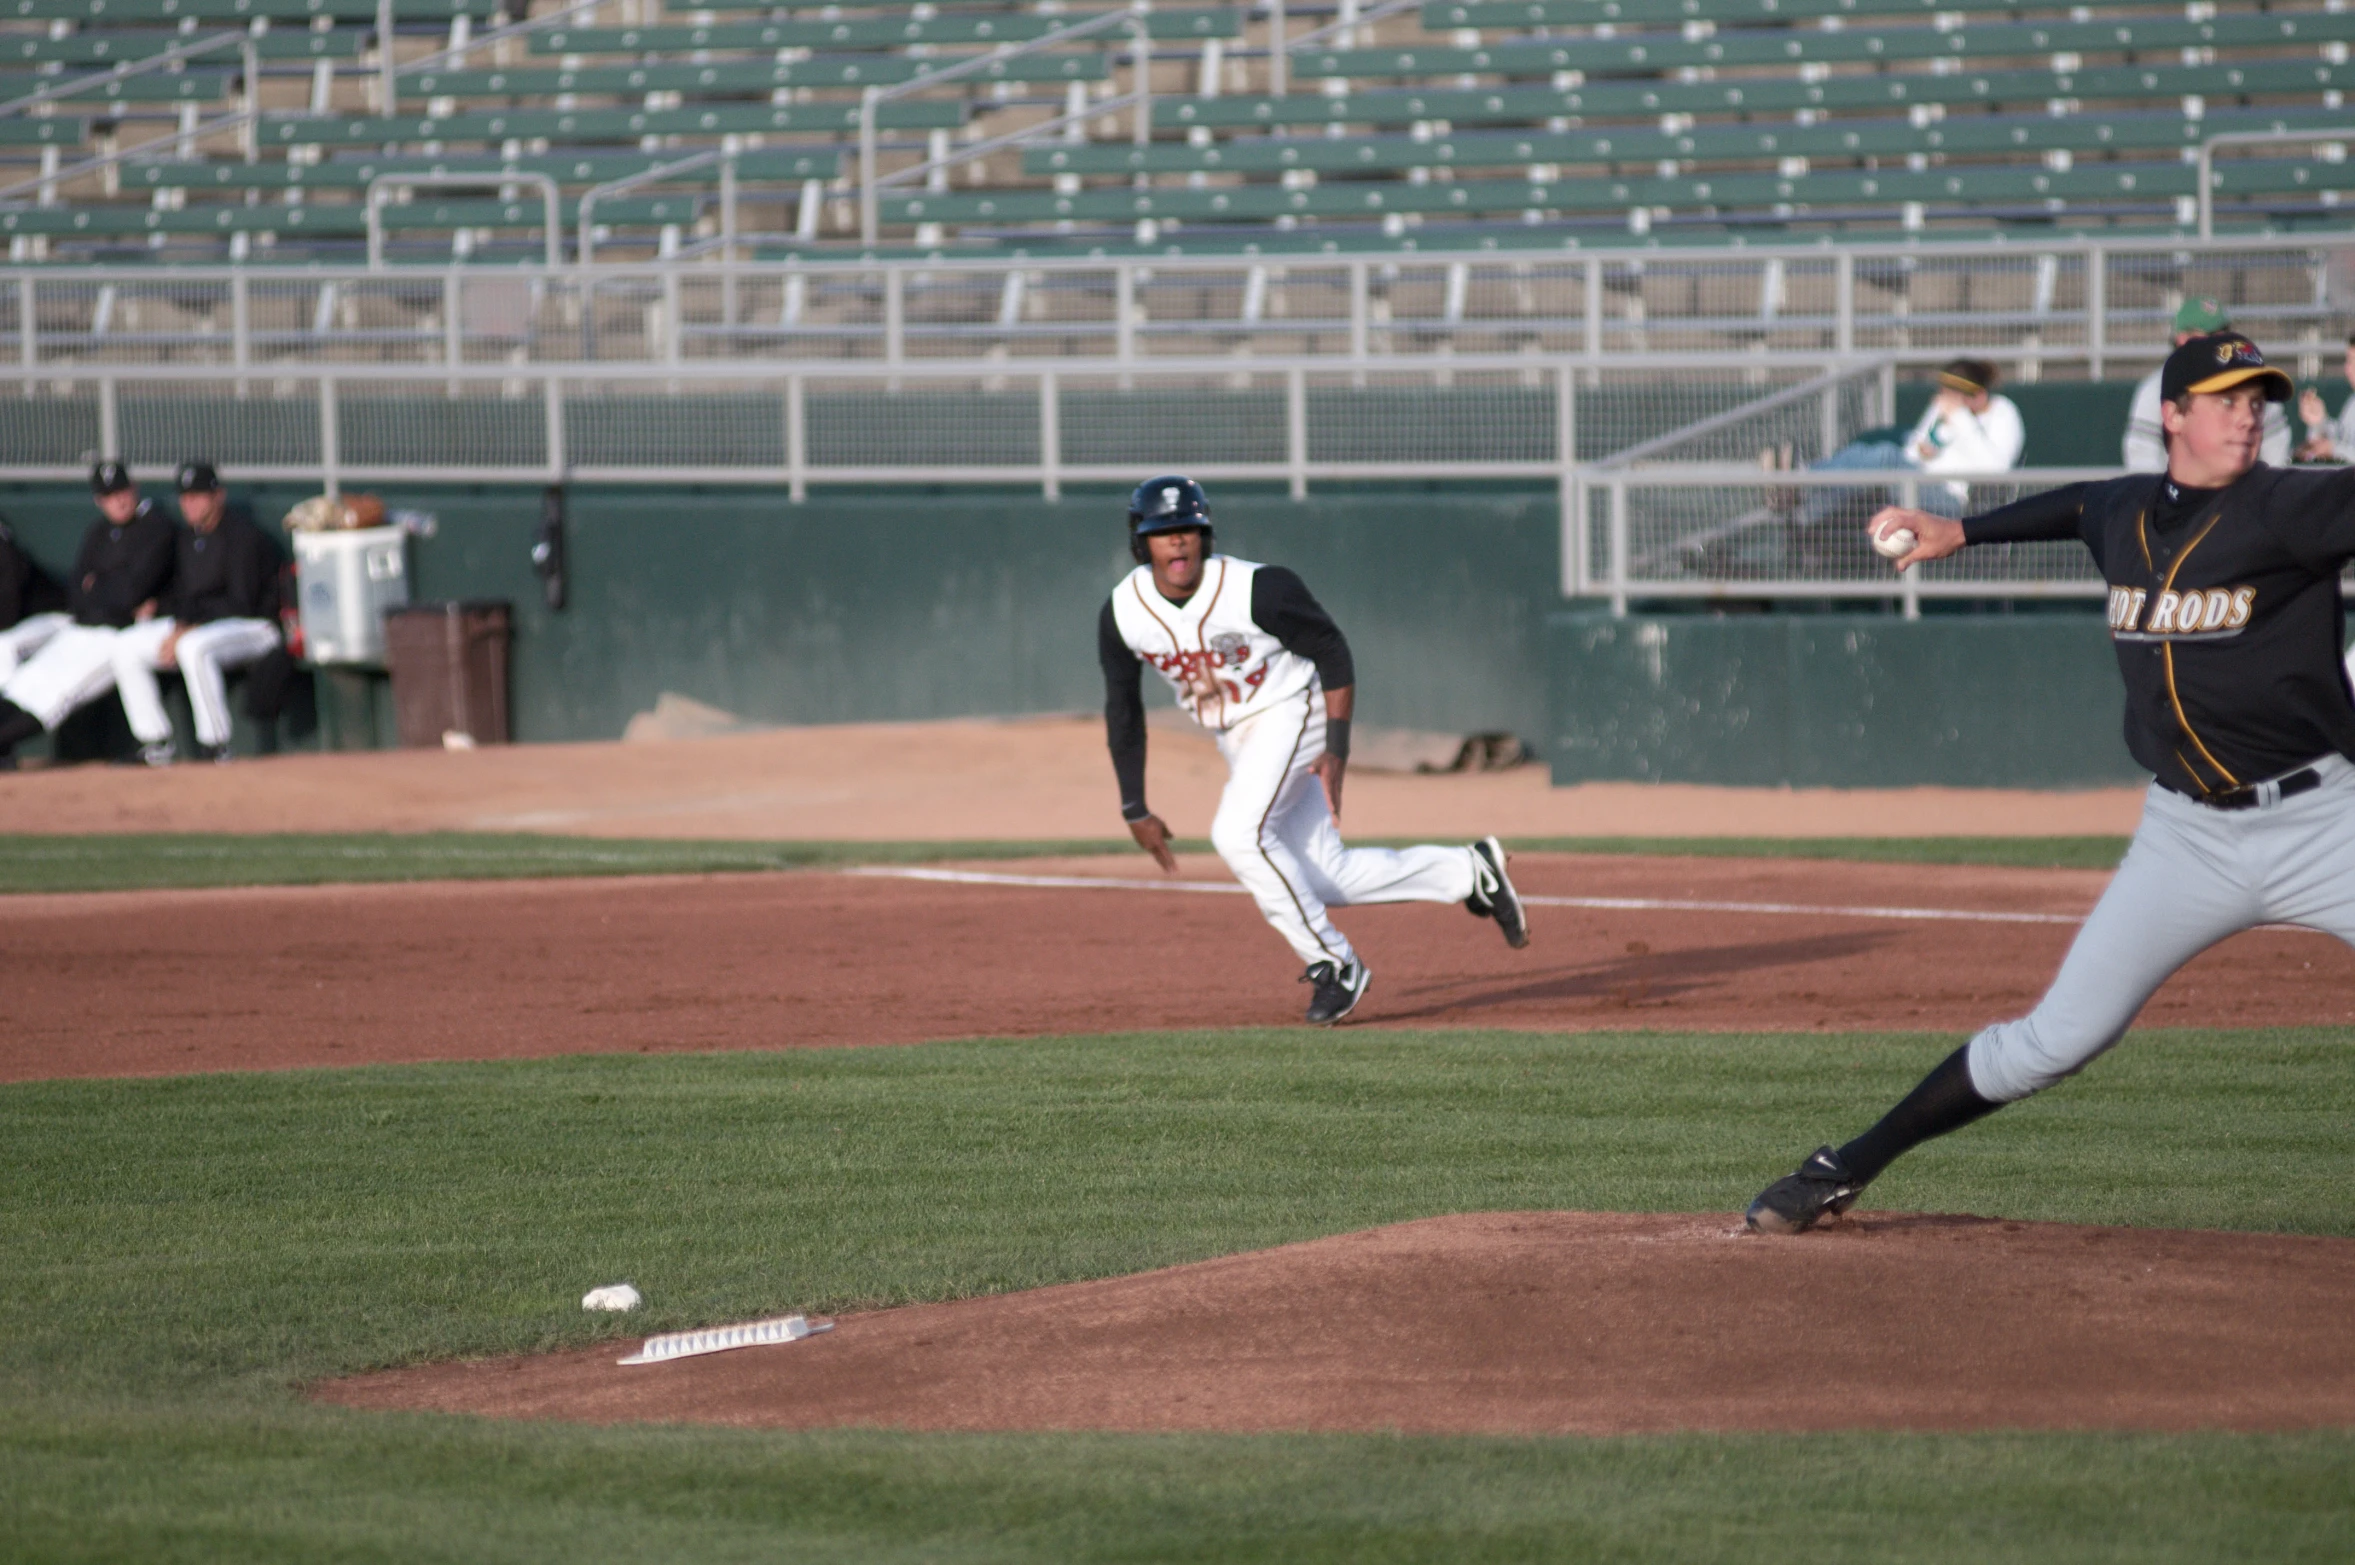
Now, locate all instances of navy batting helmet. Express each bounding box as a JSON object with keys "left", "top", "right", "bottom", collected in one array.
[{"left": 1127, "top": 474, "right": 1213, "bottom": 564}]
